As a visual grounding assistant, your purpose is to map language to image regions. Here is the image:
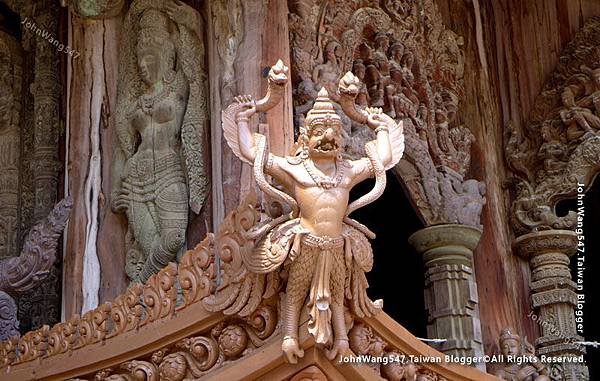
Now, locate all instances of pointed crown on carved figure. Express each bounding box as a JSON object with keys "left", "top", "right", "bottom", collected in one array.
[
  {"left": 499, "top": 327, "right": 521, "bottom": 345},
  {"left": 300, "top": 87, "right": 342, "bottom": 138},
  {"left": 136, "top": 8, "right": 175, "bottom": 70}
]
